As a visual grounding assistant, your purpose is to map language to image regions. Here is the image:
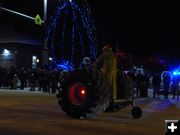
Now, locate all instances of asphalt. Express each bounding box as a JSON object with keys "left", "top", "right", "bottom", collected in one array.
[{"left": 0, "top": 88, "right": 180, "bottom": 135}]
